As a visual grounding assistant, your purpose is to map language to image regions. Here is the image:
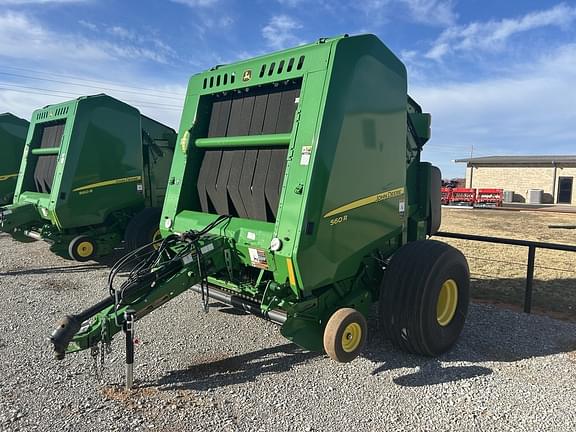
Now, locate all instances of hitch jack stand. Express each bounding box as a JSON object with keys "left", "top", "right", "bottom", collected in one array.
[{"left": 124, "top": 310, "right": 135, "bottom": 390}]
